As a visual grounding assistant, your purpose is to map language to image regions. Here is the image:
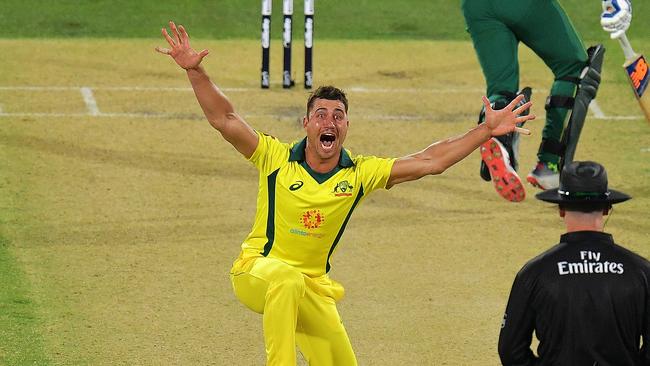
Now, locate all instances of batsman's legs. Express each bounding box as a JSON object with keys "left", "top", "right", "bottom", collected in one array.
[
  {"left": 514, "top": 0, "right": 587, "bottom": 187},
  {"left": 462, "top": 1, "right": 526, "bottom": 201},
  {"left": 231, "top": 257, "right": 305, "bottom": 366}
]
